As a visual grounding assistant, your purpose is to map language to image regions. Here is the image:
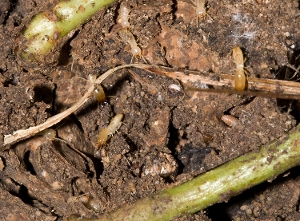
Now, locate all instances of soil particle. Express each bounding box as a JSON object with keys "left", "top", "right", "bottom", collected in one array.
[
  {"left": 0, "top": 186, "right": 56, "bottom": 221},
  {"left": 178, "top": 144, "right": 212, "bottom": 173},
  {"left": 227, "top": 179, "right": 300, "bottom": 221}
]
